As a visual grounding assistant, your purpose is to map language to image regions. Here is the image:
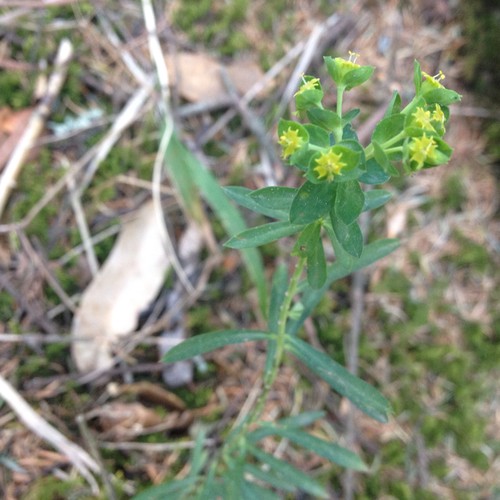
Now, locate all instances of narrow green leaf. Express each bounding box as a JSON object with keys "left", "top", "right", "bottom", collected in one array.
[
  {"left": 290, "top": 181, "right": 335, "bottom": 224},
  {"left": 241, "top": 480, "right": 279, "bottom": 500},
  {"left": 286, "top": 336, "right": 390, "bottom": 423},
  {"left": 225, "top": 221, "right": 305, "bottom": 249},
  {"left": 225, "top": 456, "right": 246, "bottom": 500},
  {"left": 133, "top": 477, "right": 198, "bottom": 500},
  {"left": 188, "top": 429, "right": 208, "bottom": 478},
  {"left": 244, "top": 464, "right": 296, "bottom": 494},
  {"left": 249, "top": 425, "right": 368, "bottom": 471},
  {"left": 330, "top": 212, "right": 364, "bottom": 258},
  {"left": 334, "top": 180, "right": 365, "bottom": 225},
  {"left": 277, "top": 410, "right": 326, "bottom": 428},
  {"left": 248, "top": 446, "right": 328, "bottom": 498},
  {"left": 384, "top": 90, "right": 402, "bottom": 118},
  {"left": 287, "top": 238, "right": 400, "bottom": 336},
  {"left": 362, "top": 189, "right": 392, "bottom": 212},
  {"left": 413, "top": 60, "right": 422, "bottom": 95},
  {"left": 163, "top": 330, "right": 272, "bottom": 363},
  {"left": 249, "top": 187, "right": 297, "bottom": 219},
  {"left": 166, "top": 135, "right": 267, "bottom": 314},
  {"left": 224, "top": 186, "right": 289, "bottom": 220},
  {"left": 342, "top": 108, "right": 361, "bottom": 125}
]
